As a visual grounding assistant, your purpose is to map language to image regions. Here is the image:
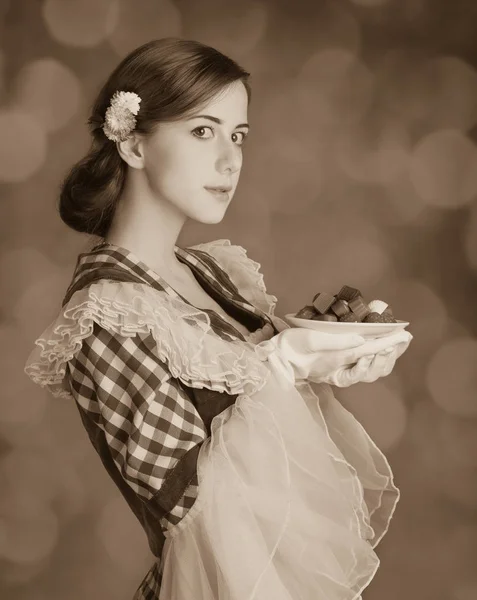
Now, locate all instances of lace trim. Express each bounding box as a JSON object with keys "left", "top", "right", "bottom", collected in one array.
[
  {"left": 190, "top": 239, "right": 278, "bottom": 316},
  {"left": 245, "top": 322, "right": 275, "bottom": 344},
  {"left": 24, "top": 281, "right": 272, "bottom": 400}
]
